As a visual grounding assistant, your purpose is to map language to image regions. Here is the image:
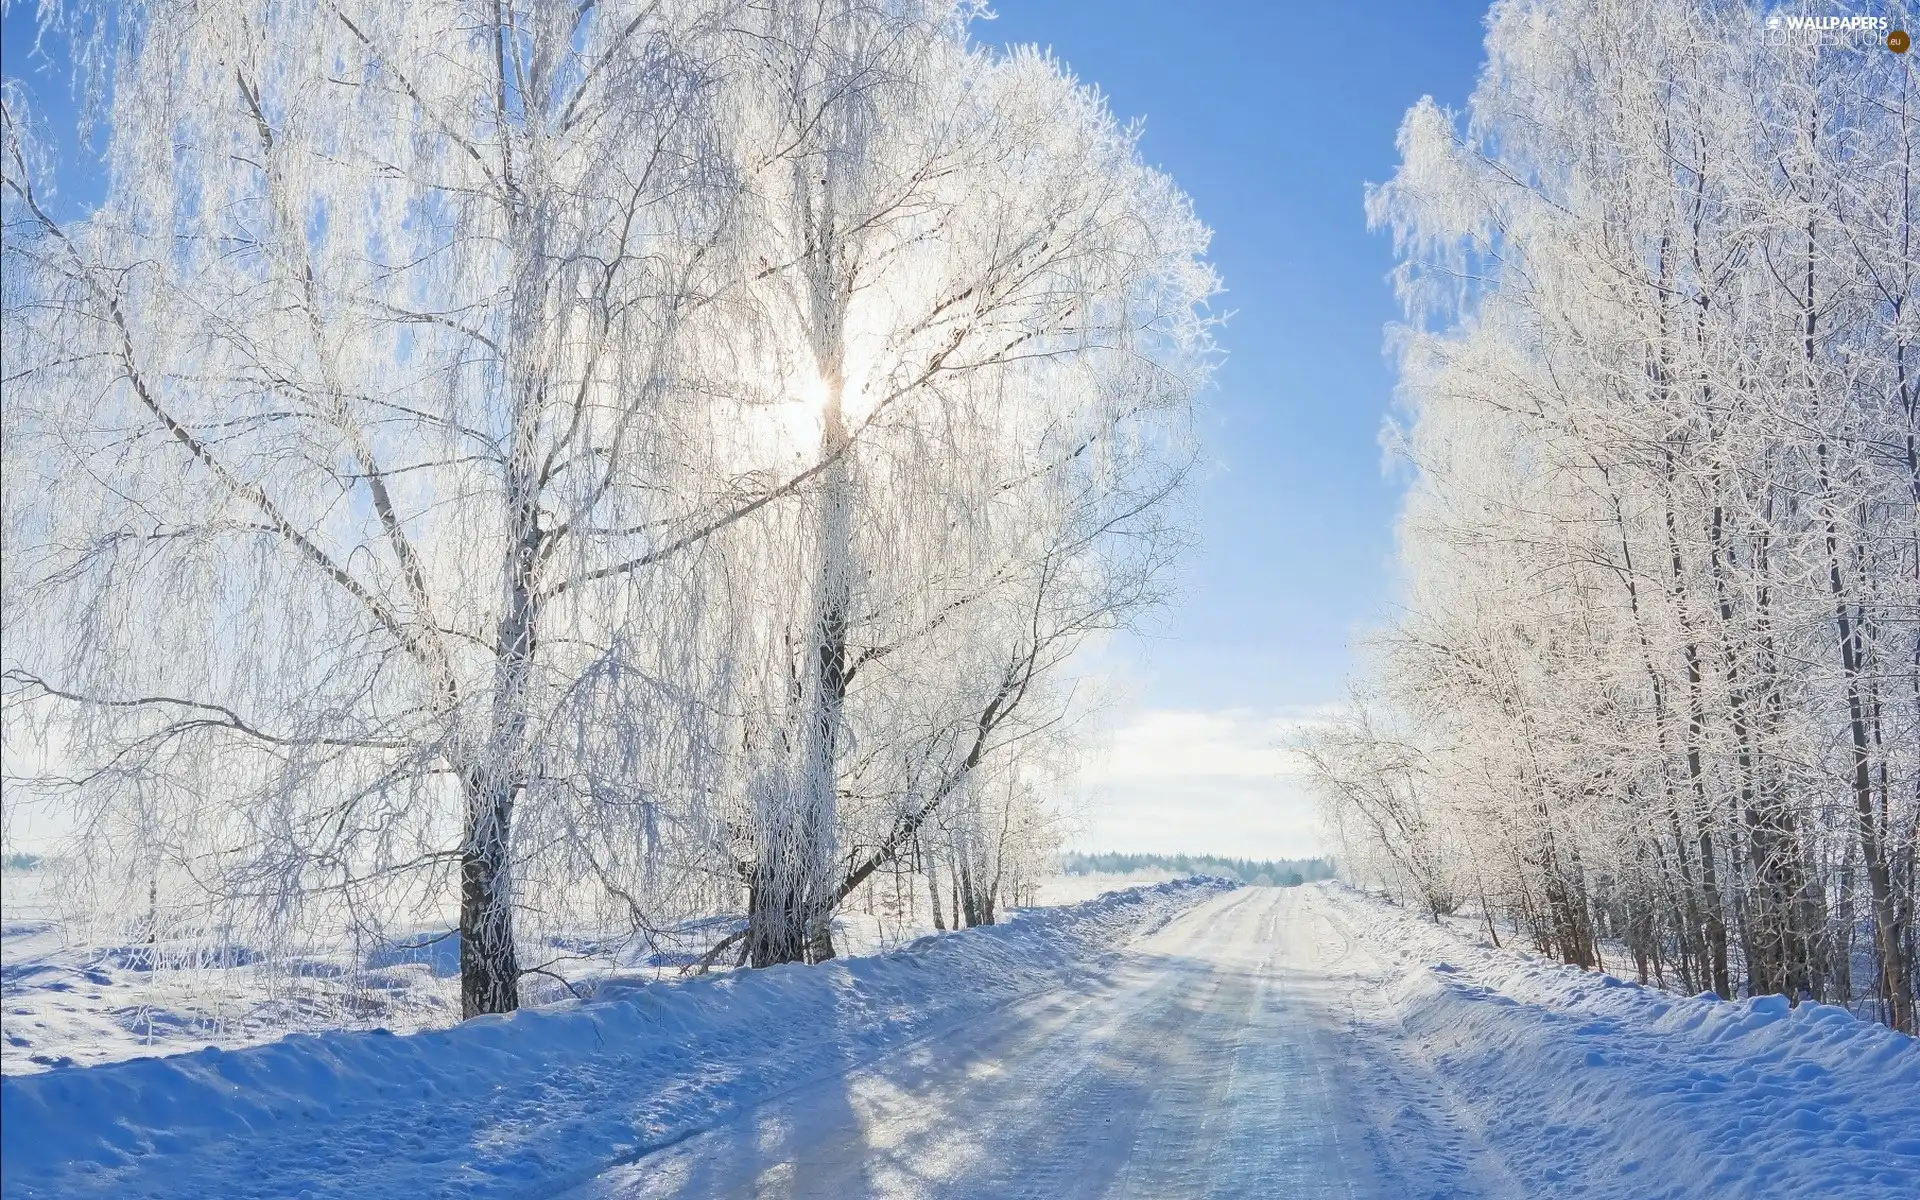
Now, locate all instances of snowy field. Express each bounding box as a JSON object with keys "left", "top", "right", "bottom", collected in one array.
[
  {"left": 4, "top": 878, "right": 1915, "bottom": 1198},
  {"left": 1, "top": 869, "right": 463, "bottom": 1075},
  {"left": 0, "top": 866, "right": 1169, "bottom": 1077}
]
